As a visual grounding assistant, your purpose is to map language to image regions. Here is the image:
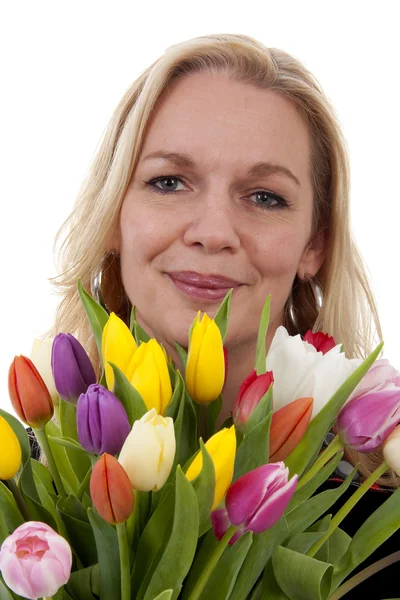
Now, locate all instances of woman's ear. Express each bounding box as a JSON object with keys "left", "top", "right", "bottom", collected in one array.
[{"left": 297, "top": 229, "right": 327, "bottom": 281}]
